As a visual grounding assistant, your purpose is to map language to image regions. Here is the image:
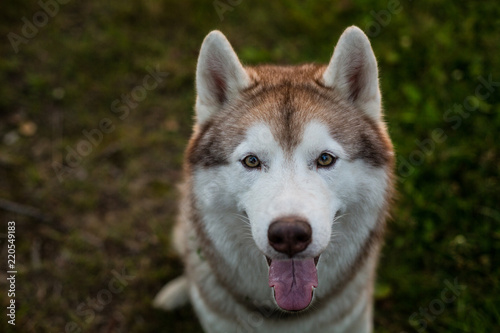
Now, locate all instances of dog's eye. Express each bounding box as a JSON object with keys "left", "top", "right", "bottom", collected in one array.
[
  {"left": 243, "top": 155, "right": 261, "bottom": 169},
  {"left": 317, "top": 153, "right": 337, "bottom": 168}
]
